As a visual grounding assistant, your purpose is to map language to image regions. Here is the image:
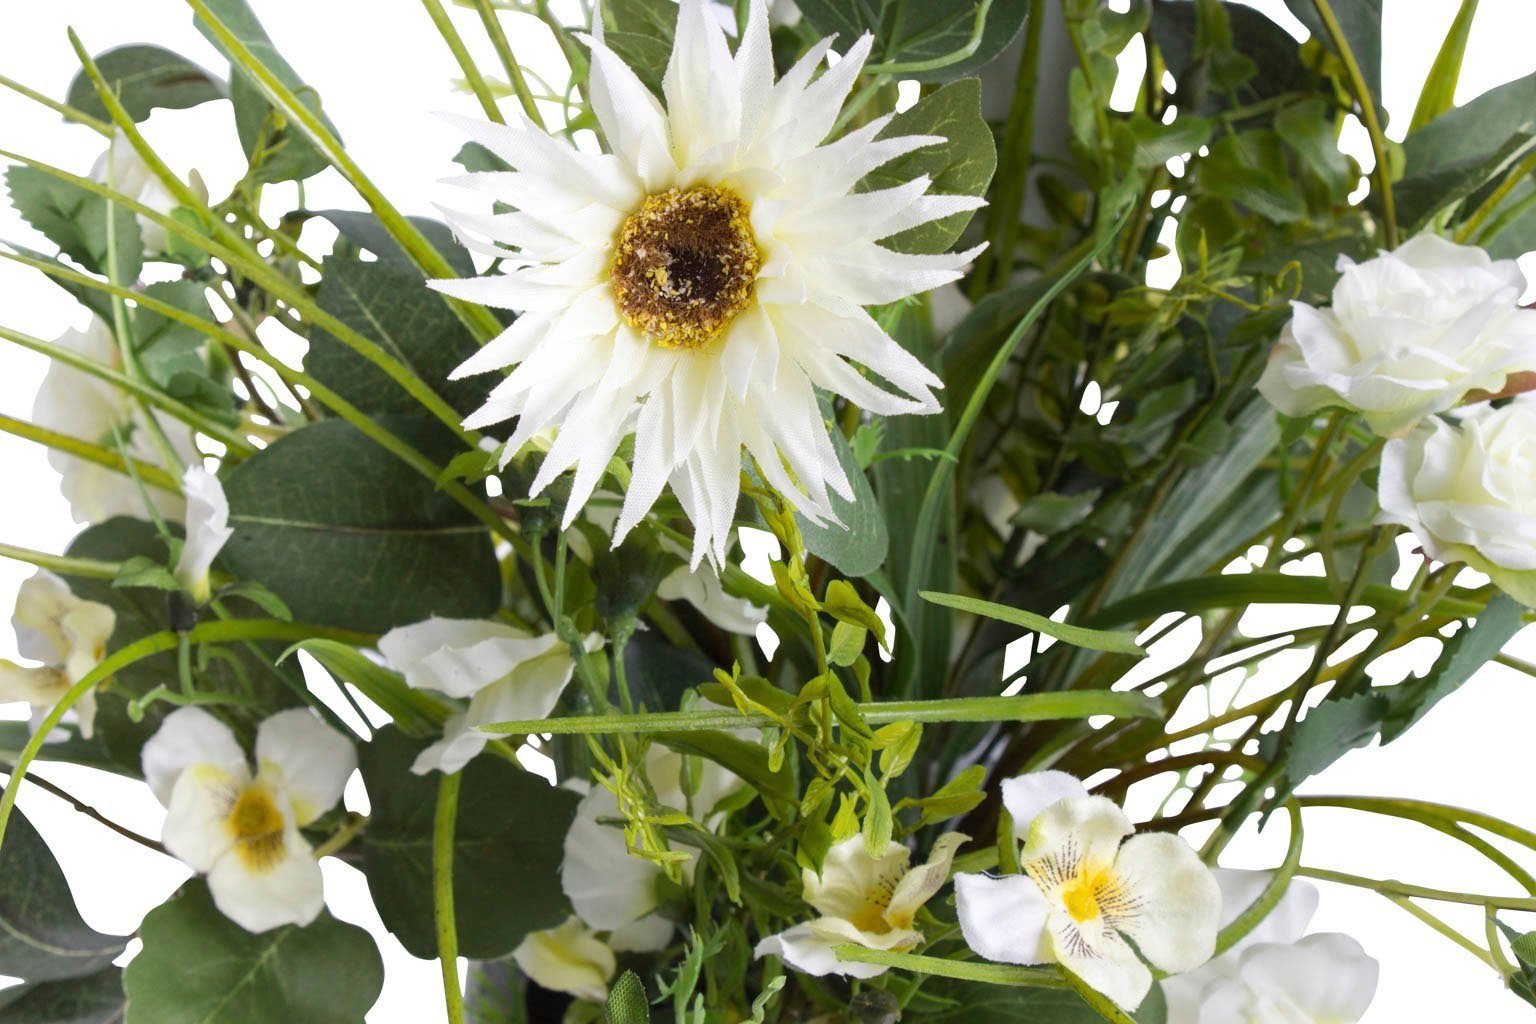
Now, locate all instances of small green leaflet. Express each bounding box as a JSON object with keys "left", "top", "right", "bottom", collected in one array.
[{"left": 919, "top": 591, "right": 1146, "bottom": 656}]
